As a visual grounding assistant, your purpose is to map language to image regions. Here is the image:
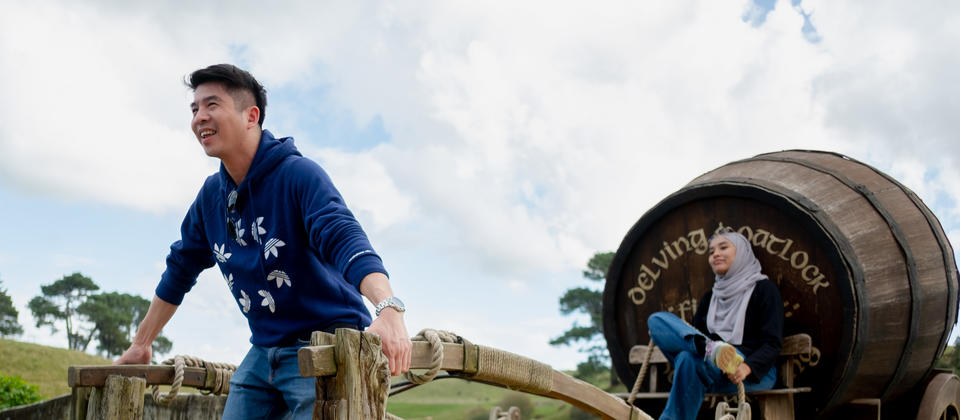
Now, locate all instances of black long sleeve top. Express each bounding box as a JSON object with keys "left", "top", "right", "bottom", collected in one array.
[{"left": 692, "top": 279, "right": 784, "bottom": 382}]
